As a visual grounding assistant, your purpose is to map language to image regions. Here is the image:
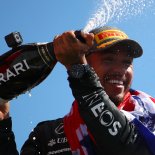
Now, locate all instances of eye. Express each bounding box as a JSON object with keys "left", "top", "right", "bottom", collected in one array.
[{"left": 103, "top": 57, "right": 114, "bottom": 64}]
